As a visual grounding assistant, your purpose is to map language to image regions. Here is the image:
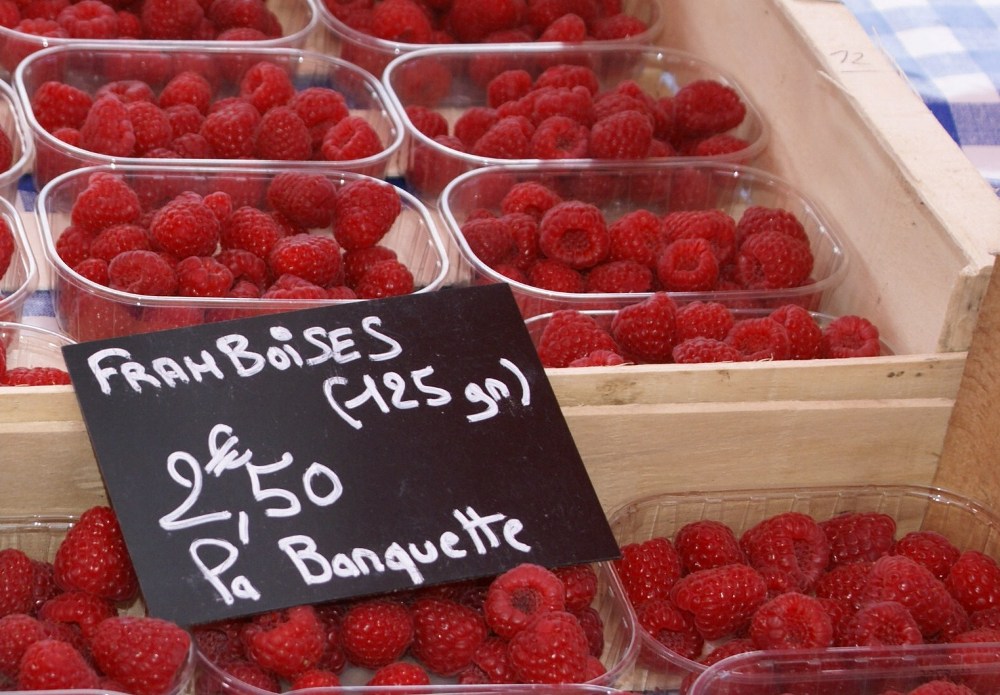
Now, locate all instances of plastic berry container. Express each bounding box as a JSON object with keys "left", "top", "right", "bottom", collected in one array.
[
  {"left": 35, "top": 164, "right": 450, "bottom": 341},
  {"left": 316, "top": 0, "right": 665, "bottom": 78},
  {"left": 438, "top": 161, "right": 848, "bottom": 318},
  {"left": 15, "top": 44, "right": 405, "bottom": 187},
  {"left": 688, "top": 644, "right": 1000, "bottom": 695},
  {"left": 0, "top": 0, "right": 317, "bottom": 78},
  {"left": 193, "top": 561, "right": 639, "bottom": 692},
  {"left": 0, "top": 79, "right": 33, "bottom": 203},
  {"left": 0, "top": 320, "right": 74, "bottom": 378},
  {"left": 383, "top": 43, "right": 768, "bottom": 200},
  {"left": 0, "top": 196, "right": 38, "bottom": 325},
  {"left": 607, "top": 485, "right": 1000, "bottom": 693},
  {"left": 0, "top": 514, "right": 197, "bottom": 692}
]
